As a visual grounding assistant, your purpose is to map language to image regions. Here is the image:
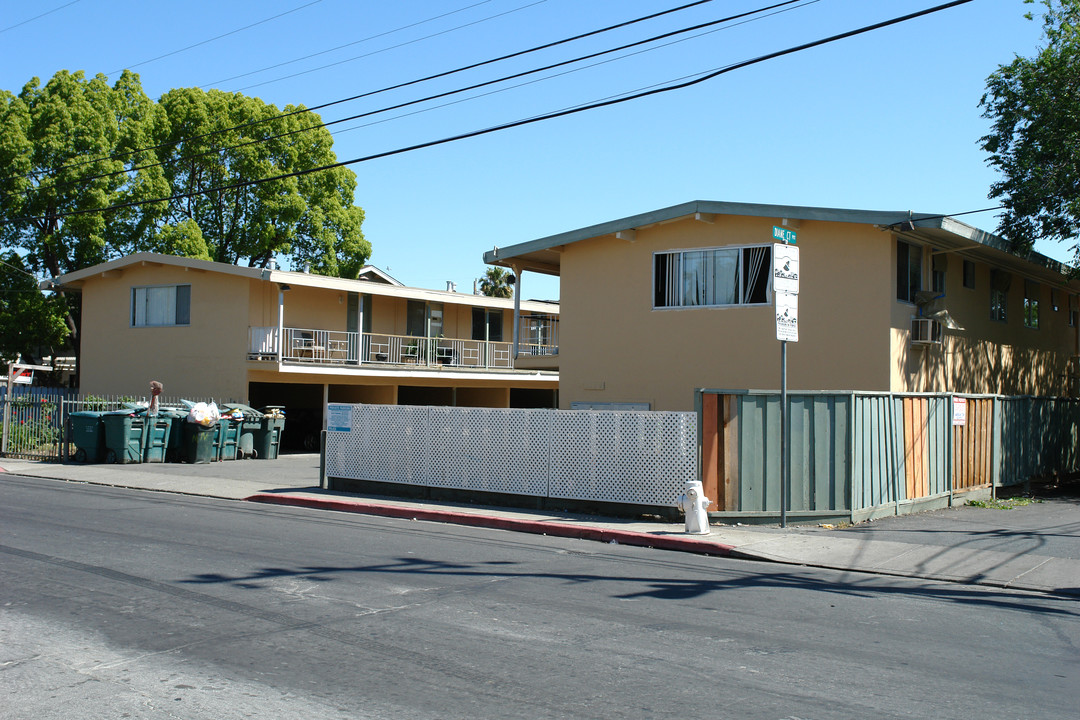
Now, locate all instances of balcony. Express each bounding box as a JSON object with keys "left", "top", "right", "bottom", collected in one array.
[{"left": 249, "top": 327, "right": 557, "bottom": 371}]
